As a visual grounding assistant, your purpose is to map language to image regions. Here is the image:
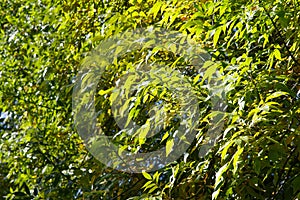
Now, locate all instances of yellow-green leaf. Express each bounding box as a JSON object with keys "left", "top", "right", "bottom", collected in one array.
[
  {"left": 98, "top": 88, "right": 114, "bottom": 95},
  {"left": 161, "top": 131, "right": 169, "bottom": 142},
  {"left": 213, "top": 27, "right": 222, "bottom": 47},
  {"left": 213, "top": 163, "right": 229, "bottom": 200},
  {"left": 232, "top": 147, "right": 244, "bottom": 174},
  {"left": 166, "top": 139, "right": 174, "bottom": 157},
  {"left": 220, "top": 140, "right": 235, "bottom": 161},
  {"left": 274, "top": 49, "right": 282, "bottom": 60},
  {"left": 201, "top": 62, "right": 219, "bottom": 84},
  {"left": 142, "top": 171, "right": 152, "bottom": 180},
  {"left": 149, "top": 2, "right": 162, "bottom": 19},
  {"left": 266, "top": 91, "right": 288, "bottom": 102}
]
